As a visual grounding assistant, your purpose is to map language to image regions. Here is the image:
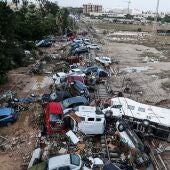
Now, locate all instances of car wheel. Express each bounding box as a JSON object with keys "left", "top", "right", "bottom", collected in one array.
[{"left": 117, "top": 123, "right": 125, "bottom": 132}]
